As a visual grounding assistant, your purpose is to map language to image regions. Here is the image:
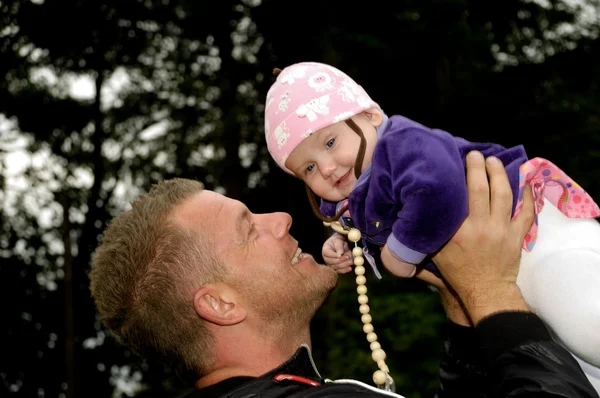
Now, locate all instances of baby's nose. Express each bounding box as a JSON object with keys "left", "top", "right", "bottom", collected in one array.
[{"left": 320, "top": 161, "right": 336, "bottom": 178}]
